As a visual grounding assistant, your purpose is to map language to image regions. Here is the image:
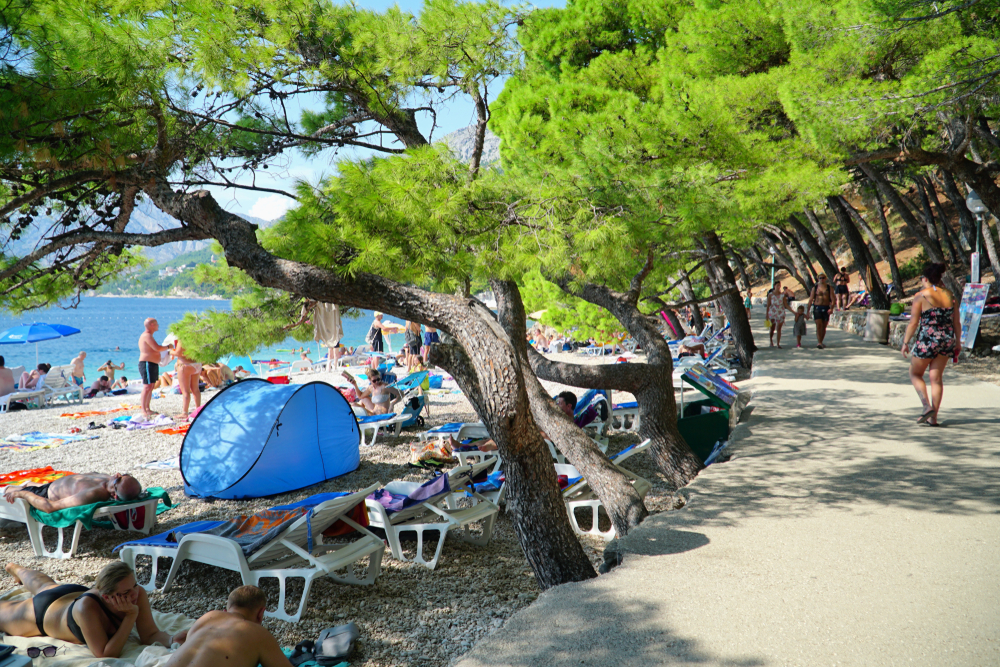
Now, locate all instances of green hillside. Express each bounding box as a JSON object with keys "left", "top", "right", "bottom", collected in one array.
[{"left": 95, "top": 249, "right": 241, "bottom": 297}]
